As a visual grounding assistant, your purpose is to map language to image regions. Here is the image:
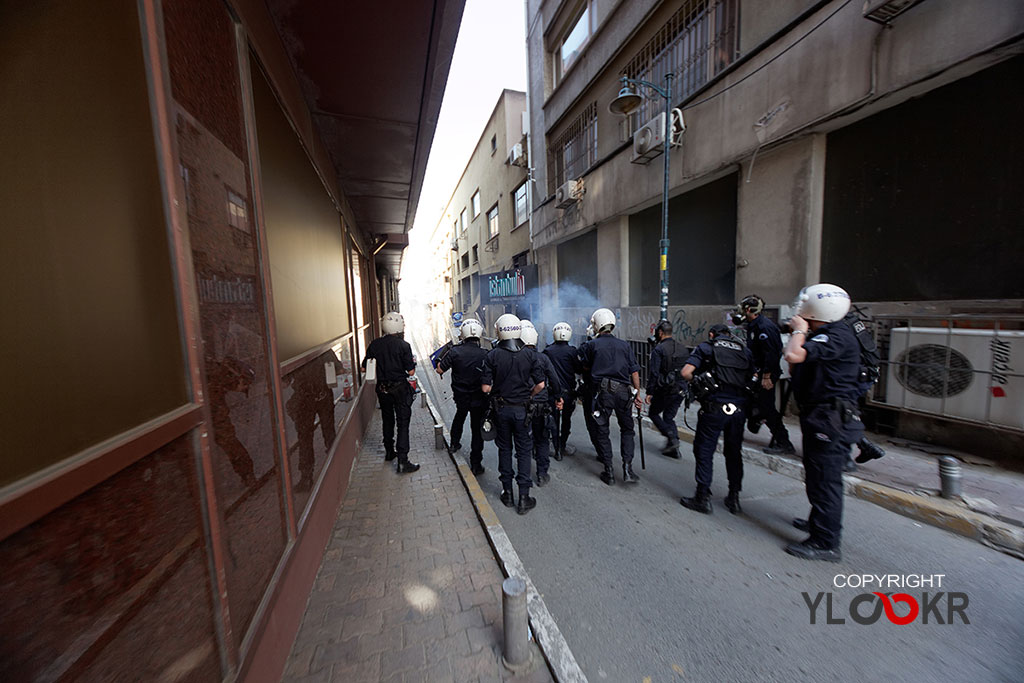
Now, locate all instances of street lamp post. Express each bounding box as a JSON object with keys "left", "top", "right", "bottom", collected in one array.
[{"left": 609, "top": 73, "right": 677, "bottom": 322}]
